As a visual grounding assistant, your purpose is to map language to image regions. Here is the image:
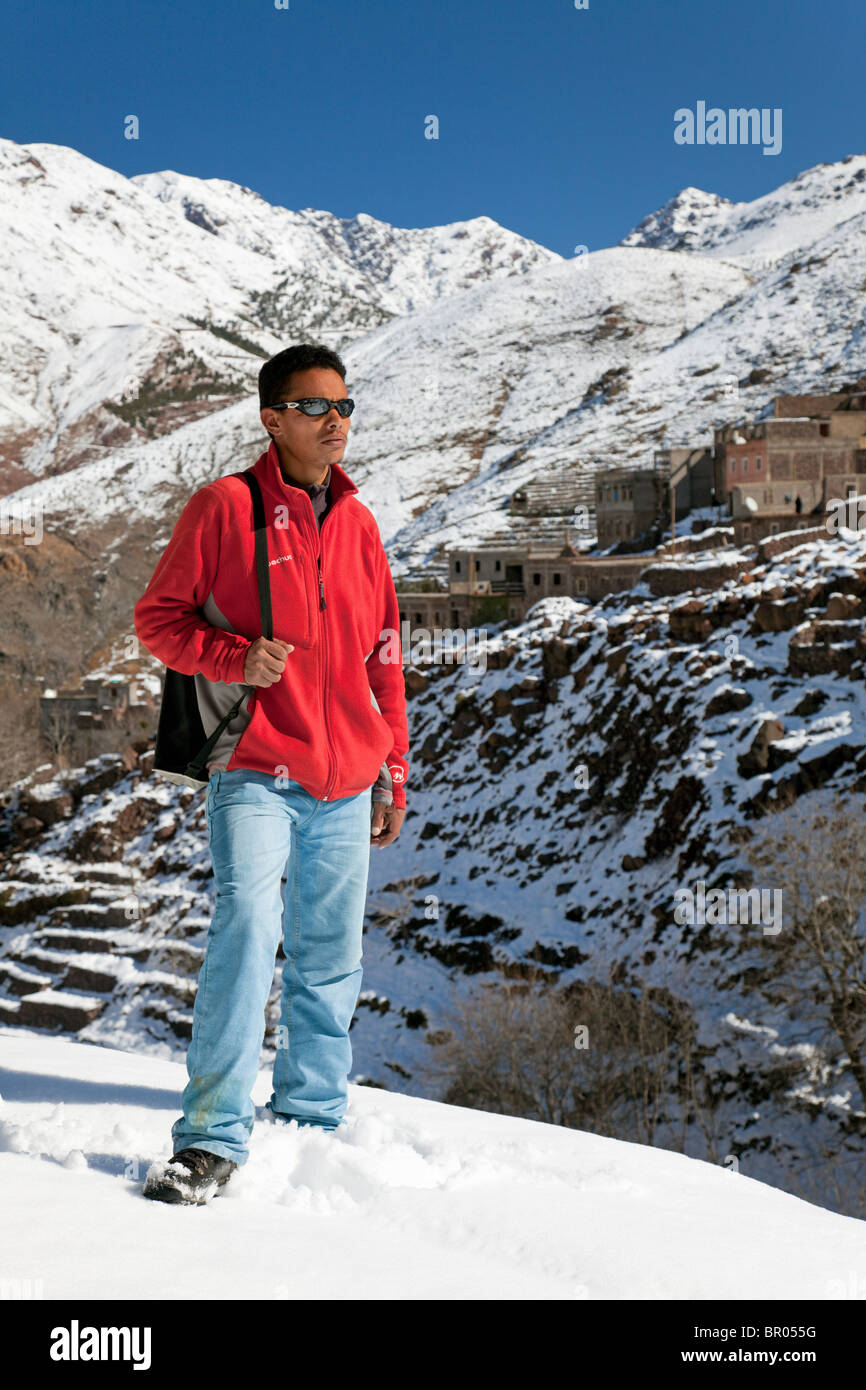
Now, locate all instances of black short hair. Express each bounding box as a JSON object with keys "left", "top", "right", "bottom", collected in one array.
[{"left": 258, "top": 343, "right": 348, "bottom": 411}]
